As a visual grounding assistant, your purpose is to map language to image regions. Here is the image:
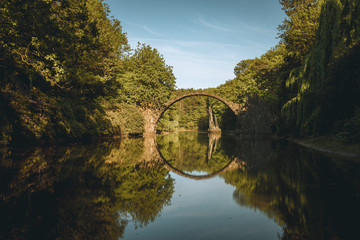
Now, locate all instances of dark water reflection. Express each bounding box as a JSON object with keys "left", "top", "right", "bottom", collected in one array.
[
  {"left": 1, "top": 132, "right": 360, "bottom": 240},
  {"left": 0, "top": 139, "right": 174, "bottom": 240}
]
